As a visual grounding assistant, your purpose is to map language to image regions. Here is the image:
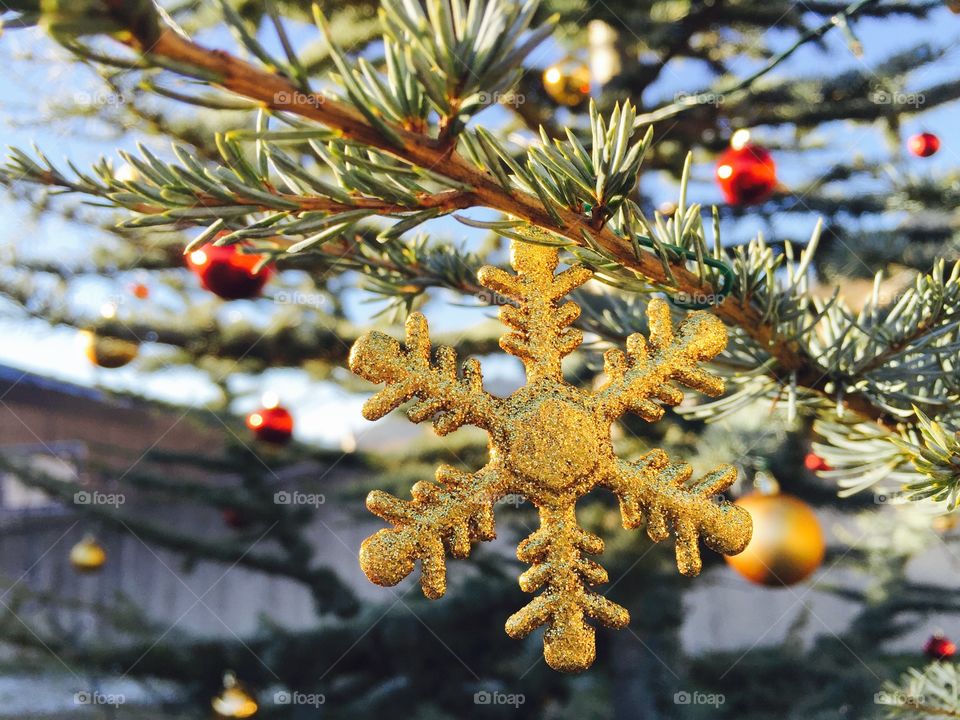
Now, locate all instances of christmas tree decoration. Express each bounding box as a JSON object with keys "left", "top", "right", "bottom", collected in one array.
[
  {"left": 349, "top": 239, "right": 752, "bottom": 672},
  {"left": 658, "top": 201, "right": 678, "bottom": 218},
  {"left": 129, "top": 281, "right": 150, "bottom": 300},
  {"left": 933, "top": 514, "right": 959, "bottom": 533},
  {"left": 715, "top": 129, "right": 778, "bottom": 205},
  {"left": 948, "top": 0, "right": 960, "bottom": 14},
  {"left": 542, "top": 60, "right": 591, "bottom": 107},
  {"left": 908, "top": 132, "right": 941, "bottom": 157},
  {"left": 212, "top": 672, "right": 257, "bottom": 718},
  {"left": 245, "top": 394, "right": 294, "bottom": 445},
  {"left": 186, "top": 236, "right": 271, "bottom": 300},
  {"left": 804, "top": 452, "right": 831, "bottom": 472},
  {"left": 924, "top": 633, "right": 957, "bottom": 660},
  {"left": 725, "top": 485, "right": 825, "bottom": 586},
  {"left": 222, "top": 507, "right": 252, "bottom": 529},
  {"left": 81, "top": 330, "right": 139, "bottom": 369},
  {"left": 69, "top": 534, "right": 107, "bottom": 572}
]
